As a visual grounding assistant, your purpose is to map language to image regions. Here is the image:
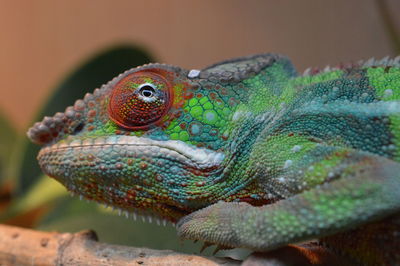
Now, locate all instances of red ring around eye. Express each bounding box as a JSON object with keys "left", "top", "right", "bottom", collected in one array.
[{"left": 108, "top": 70, "right": 173, "bottom": 130}]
